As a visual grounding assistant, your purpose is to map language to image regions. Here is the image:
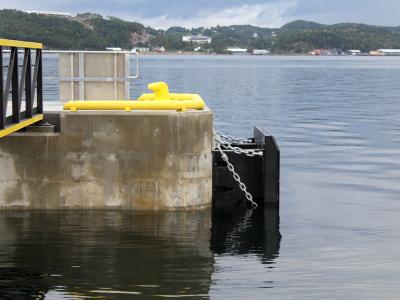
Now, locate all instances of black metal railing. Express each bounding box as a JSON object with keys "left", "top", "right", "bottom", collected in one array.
[{"left": 0, "top": 39, "right": 43, "bottom": 133}]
